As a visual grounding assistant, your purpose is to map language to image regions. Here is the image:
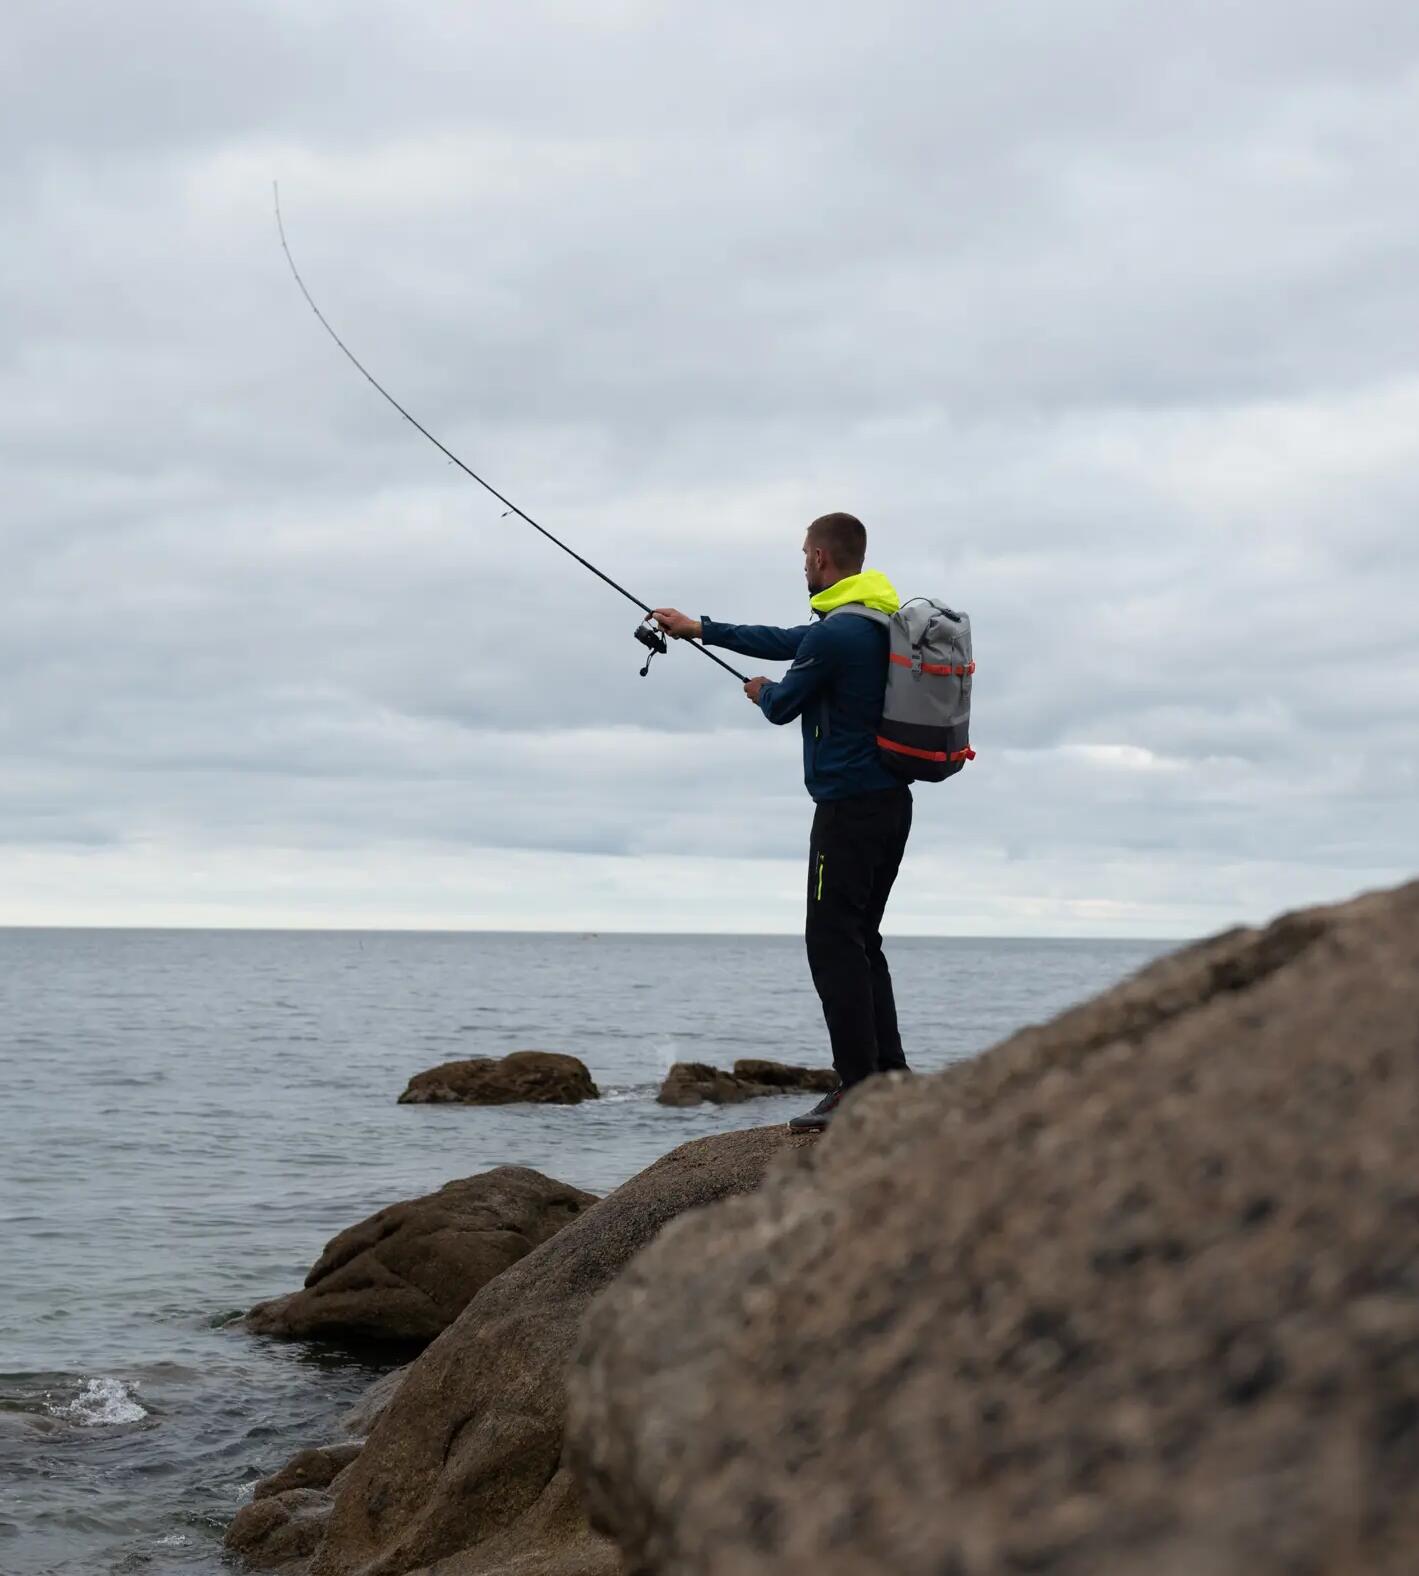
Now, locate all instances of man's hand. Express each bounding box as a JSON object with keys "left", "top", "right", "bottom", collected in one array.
[
  {"left": 651, "top": 608, "right": 701, "bottom": 641},
  {"left": 744, "top": 677, "right": 769, "bottom": 704}
]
